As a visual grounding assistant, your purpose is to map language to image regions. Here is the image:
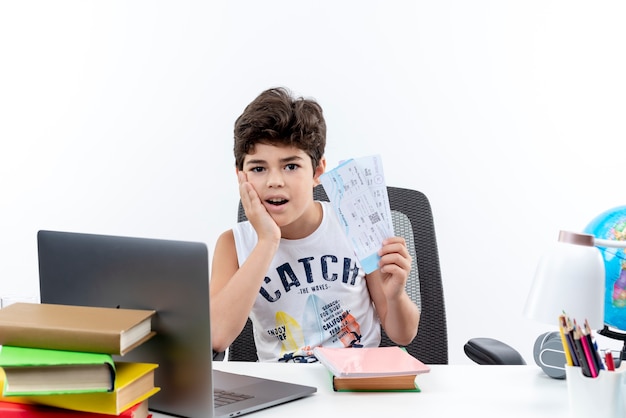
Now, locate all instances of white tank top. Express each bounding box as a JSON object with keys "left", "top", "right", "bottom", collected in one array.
[{"left": 232, "top": 201, "right": 381, "bottom": 362}]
